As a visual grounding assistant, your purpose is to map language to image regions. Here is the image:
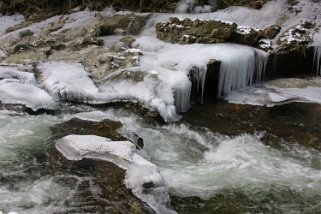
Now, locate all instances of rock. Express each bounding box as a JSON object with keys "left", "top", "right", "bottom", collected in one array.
[
  {"left": 230, "top": 26, "right": 263, "bottom": 46},
  {"left": 156, "top": 17, "right": 282, "bottom": 50},
  {"left": 183, "top": 101, "right": 321, "bottom": 151},
  {"left": 120, "top": 36, "right": 136, "bottom": 48},
  {"left": 54, "top": 134, "right": 170, "bottom": 214},
  {"left": 51, "top": 141, "right": 152, "bottom": 214},
  {"left": 277, "top": 21, "right": 314, "bottom": 54},
  {"left": 19, "top": 29, "right": 34, "bottom": 38},
  {"left": 229, "top": 25, "right": 280, "bottom": 50},
  {"left": 262, "top": 25, "right": 281, "bottom": 40},
  {"left": 51, "top": 118, "right": 124, "bottom": 140},
  {"left": 219, "top": 0, "right": 271, "bottom": 9},
  {"left": 93, "top": 15, "right": 149, "bottom": 37},
  {"left": 156, "top": 17, "right": 237, "bottom": 44}
]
